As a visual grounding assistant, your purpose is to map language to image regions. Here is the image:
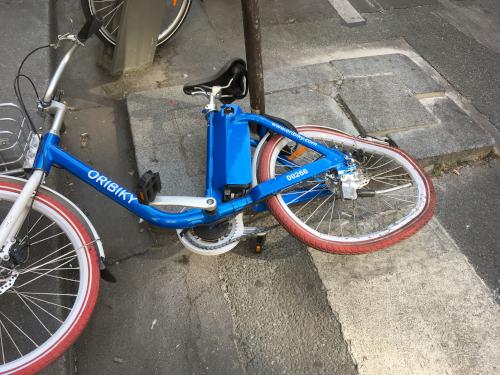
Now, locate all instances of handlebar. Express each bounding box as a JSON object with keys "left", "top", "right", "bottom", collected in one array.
[
  {"left": 41, "top": 16, "right": 102, "bottom": 104},
  {"left": 42, "top": 43, "right": 79, "bottom": 104}
]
